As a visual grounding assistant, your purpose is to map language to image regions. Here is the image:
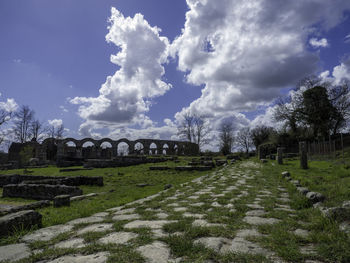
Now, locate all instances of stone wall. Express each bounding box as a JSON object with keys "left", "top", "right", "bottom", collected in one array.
[
  {"left": 2, "top": 184, "right": 83, "bottom": 200},
  {"left": 0, "top": 174, "right": 103, "bottom": 187}
]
